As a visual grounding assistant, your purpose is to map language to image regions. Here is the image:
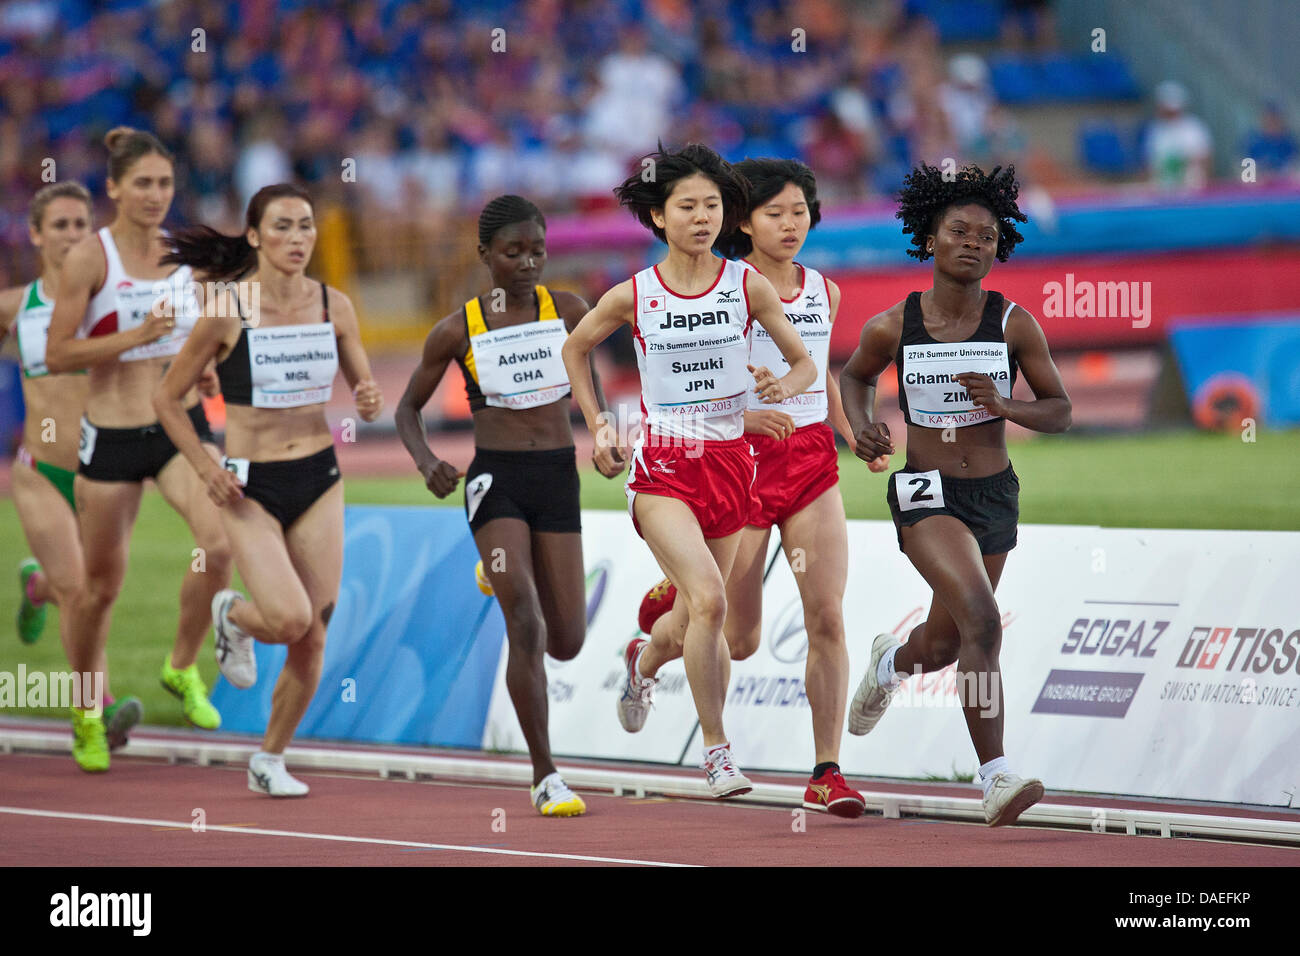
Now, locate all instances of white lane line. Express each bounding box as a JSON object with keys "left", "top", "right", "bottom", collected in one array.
[{"left": 0, "top": 806, "right": 696, "bottom": 867}]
